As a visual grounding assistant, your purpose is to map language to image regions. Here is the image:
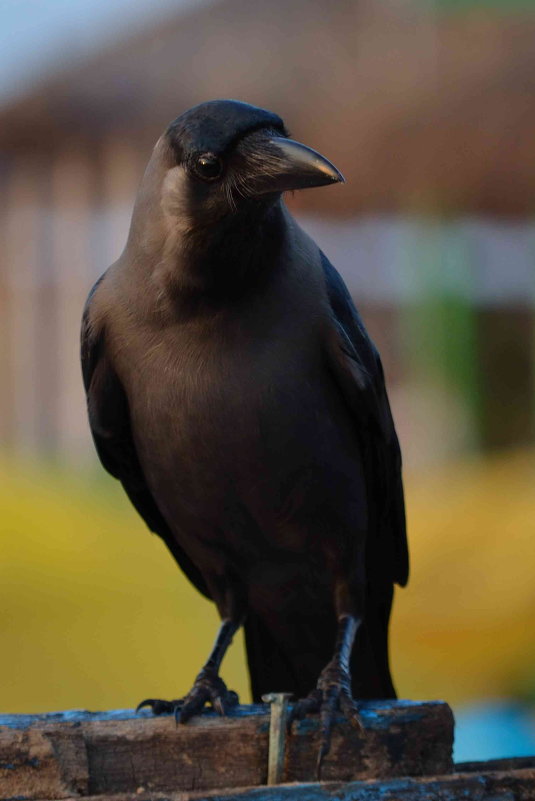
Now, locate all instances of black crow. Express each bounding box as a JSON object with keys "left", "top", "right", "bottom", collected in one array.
[{"left": 81, "top": 99, "right": 408, "bottom": 770}]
